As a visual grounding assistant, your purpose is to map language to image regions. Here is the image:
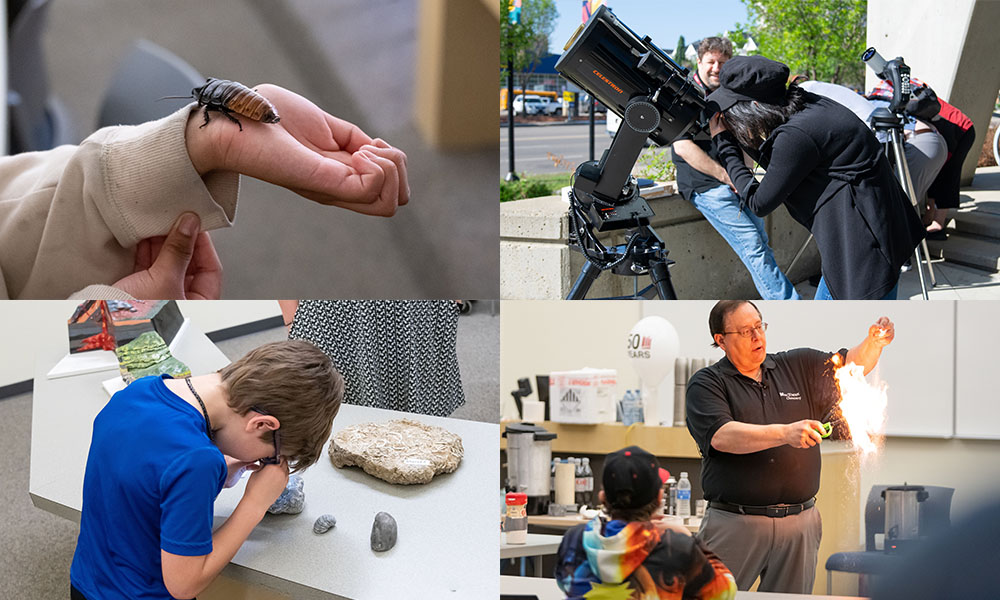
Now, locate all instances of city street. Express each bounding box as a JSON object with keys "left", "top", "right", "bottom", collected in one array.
[
  {"left": 501, "top": 122, "right": 612, "bottom": 176},
  {"left": 500, "top": 122, "right": 673, "bottom": 176}
]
